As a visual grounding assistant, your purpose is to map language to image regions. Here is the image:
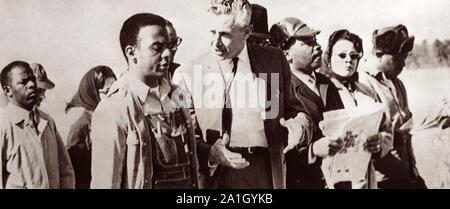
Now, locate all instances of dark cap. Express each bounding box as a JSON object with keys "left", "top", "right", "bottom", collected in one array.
[
  {"left": 249, "top": 4, "right": 272, "bottom": 40},
  {"left": 270, "top": 17, "right": 320, "bottom": 49},
  {"left": 373, "top": 24, "right": 414, "bottom": 58},
  {"left": 30, "top": 63, "right": 55, "bottom": 90}
]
